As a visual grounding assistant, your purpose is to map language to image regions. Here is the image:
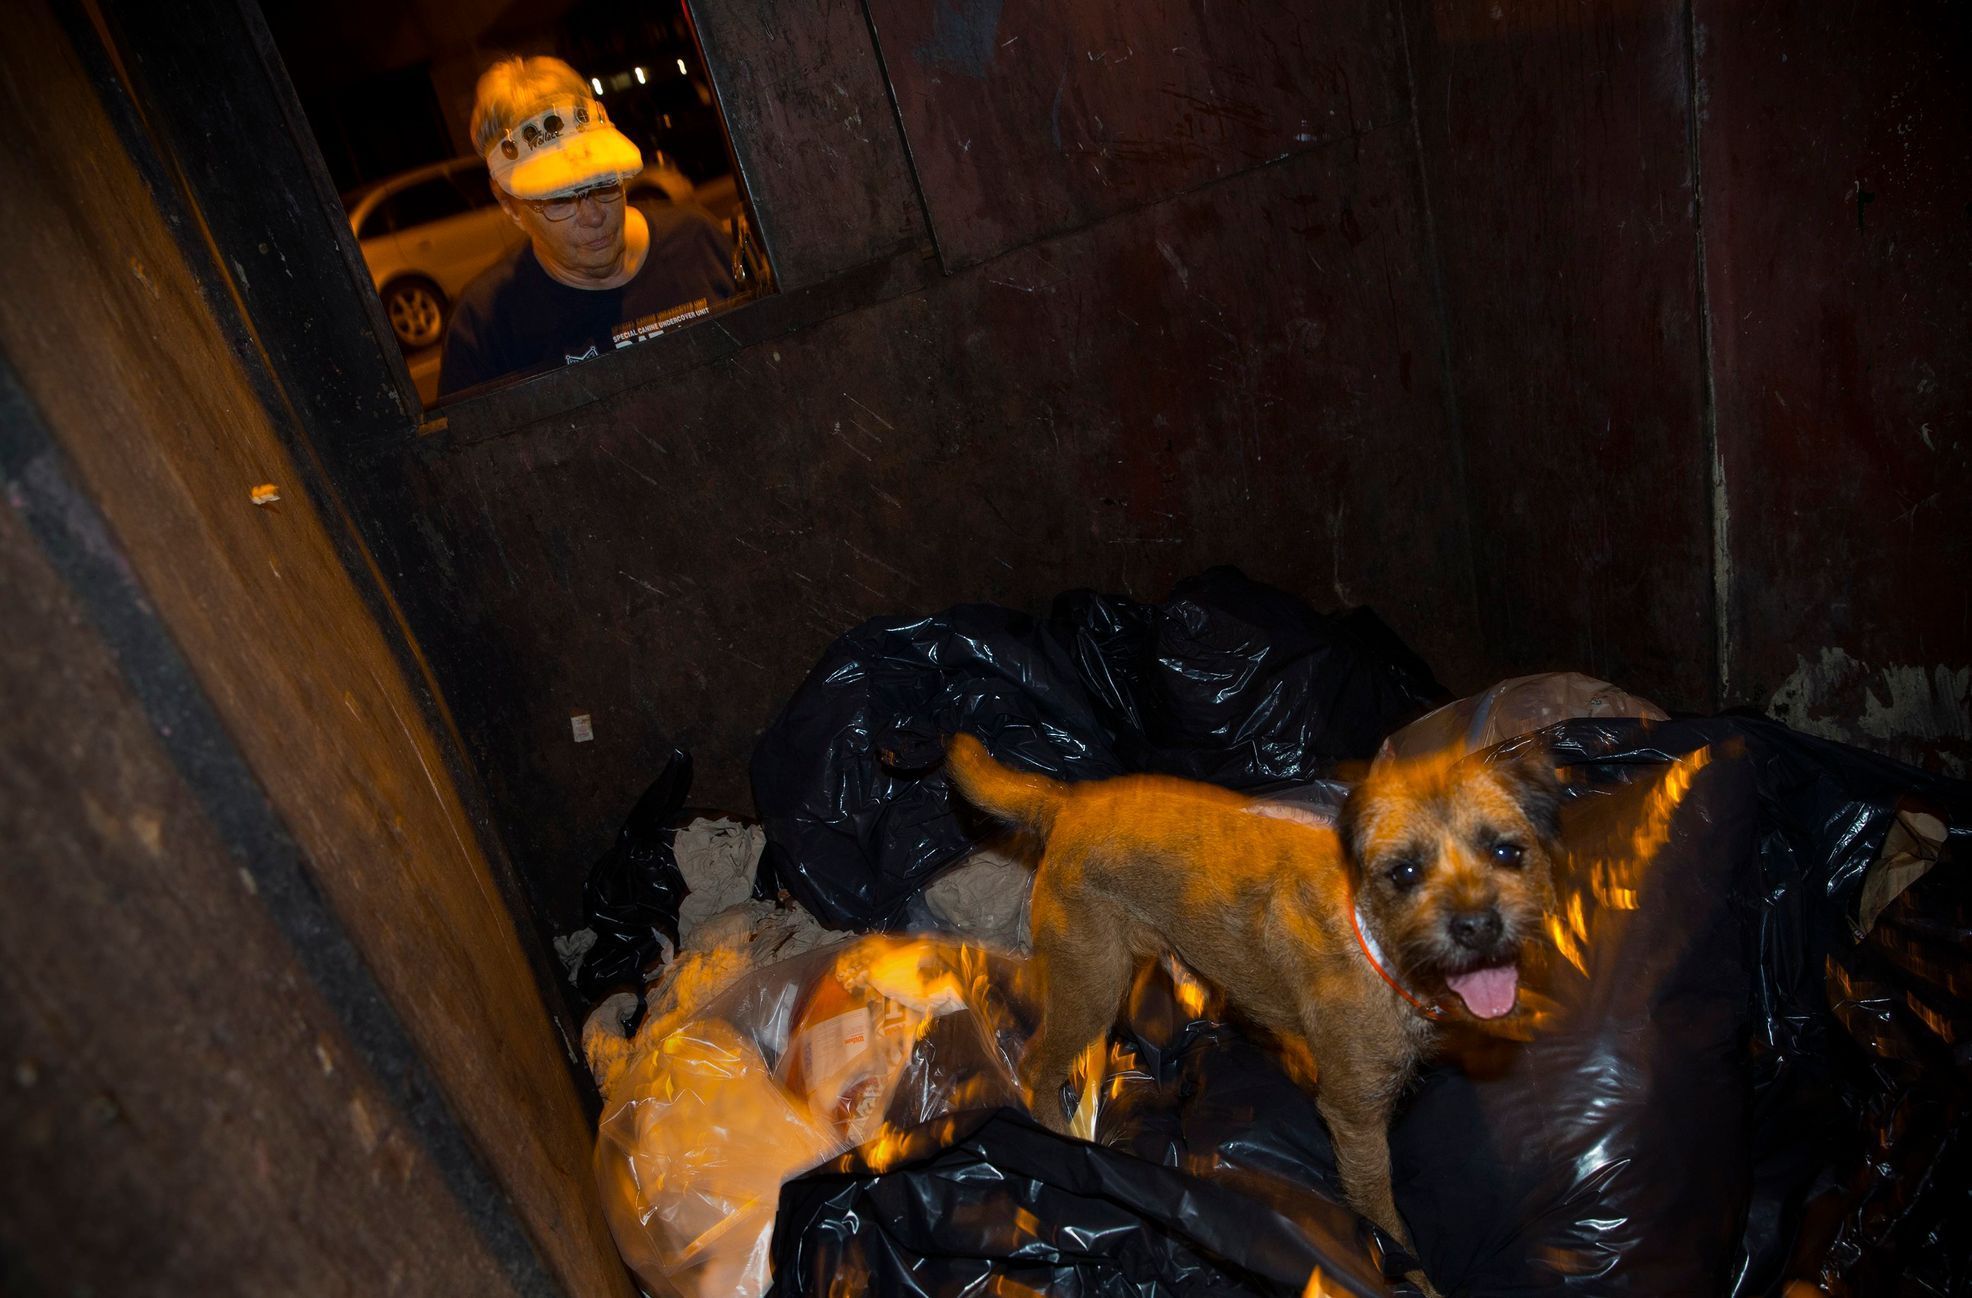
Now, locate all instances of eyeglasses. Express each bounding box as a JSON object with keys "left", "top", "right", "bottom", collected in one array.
[{"left": 523, "top": 181, "right": 626, "bottom": 222}]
